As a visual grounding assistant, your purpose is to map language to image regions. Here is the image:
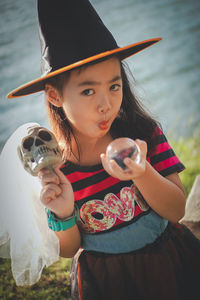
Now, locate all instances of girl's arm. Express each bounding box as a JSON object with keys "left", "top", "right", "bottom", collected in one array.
[
  {"left": 39, "top": 167, "right": 81, "bottom": 258},
  {"left": 55, "top": 225, "right": 81, "bottom": 258},
  {"left": 132, "top": 161, "right": 186, "bottom": 223},
  {"left": 101, "top": 139, "right": 186, "bottom": 223}
]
